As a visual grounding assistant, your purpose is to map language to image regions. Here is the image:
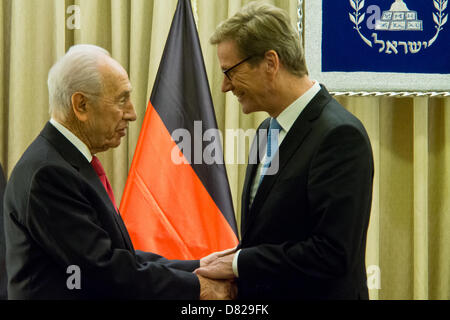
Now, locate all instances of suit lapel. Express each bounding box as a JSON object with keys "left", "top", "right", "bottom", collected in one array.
[
  {"left": 240, "top": 118, "right": 270, "bottom": 235},
  {"left": 241, "top": 86, "right": 332, "bottom": 240},
  {"left": 77, "top": 163, "right": 134, "bottom": 250},
  {"left": 40, "top": 122, "right": 135, "bottom": 251}
]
